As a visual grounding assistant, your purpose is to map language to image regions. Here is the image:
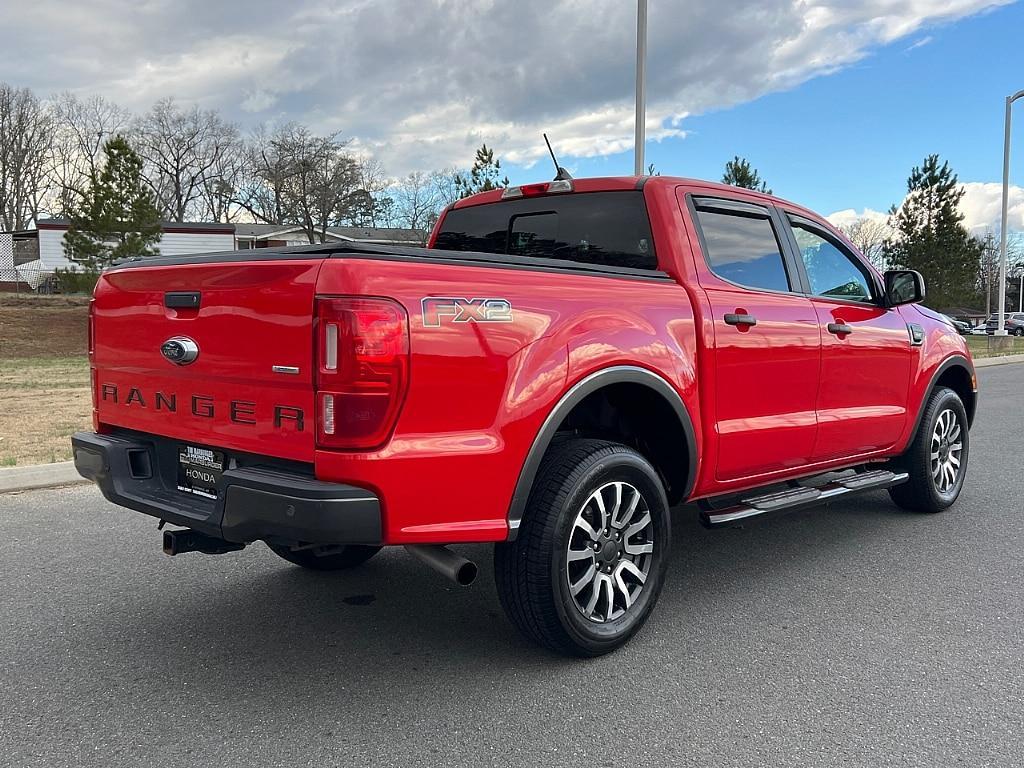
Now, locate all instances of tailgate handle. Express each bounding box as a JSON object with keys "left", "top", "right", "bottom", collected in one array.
[{"left": 165, "top": 291, "right": 201, "bottom": 309}]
